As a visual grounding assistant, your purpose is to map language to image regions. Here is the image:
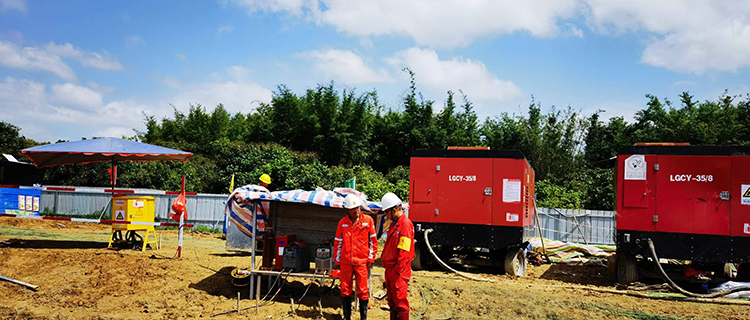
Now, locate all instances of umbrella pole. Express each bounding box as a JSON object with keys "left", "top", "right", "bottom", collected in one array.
[{"left": 100, "top": 159, "right": 116, "bottom": 220}]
